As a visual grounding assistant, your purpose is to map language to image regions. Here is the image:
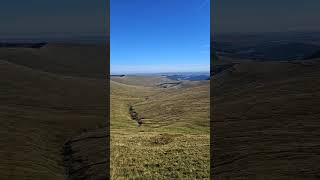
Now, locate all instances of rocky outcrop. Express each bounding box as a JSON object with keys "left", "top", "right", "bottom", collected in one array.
[{"left": 129, "top": 105, "right": 143, "bottom": 126}]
